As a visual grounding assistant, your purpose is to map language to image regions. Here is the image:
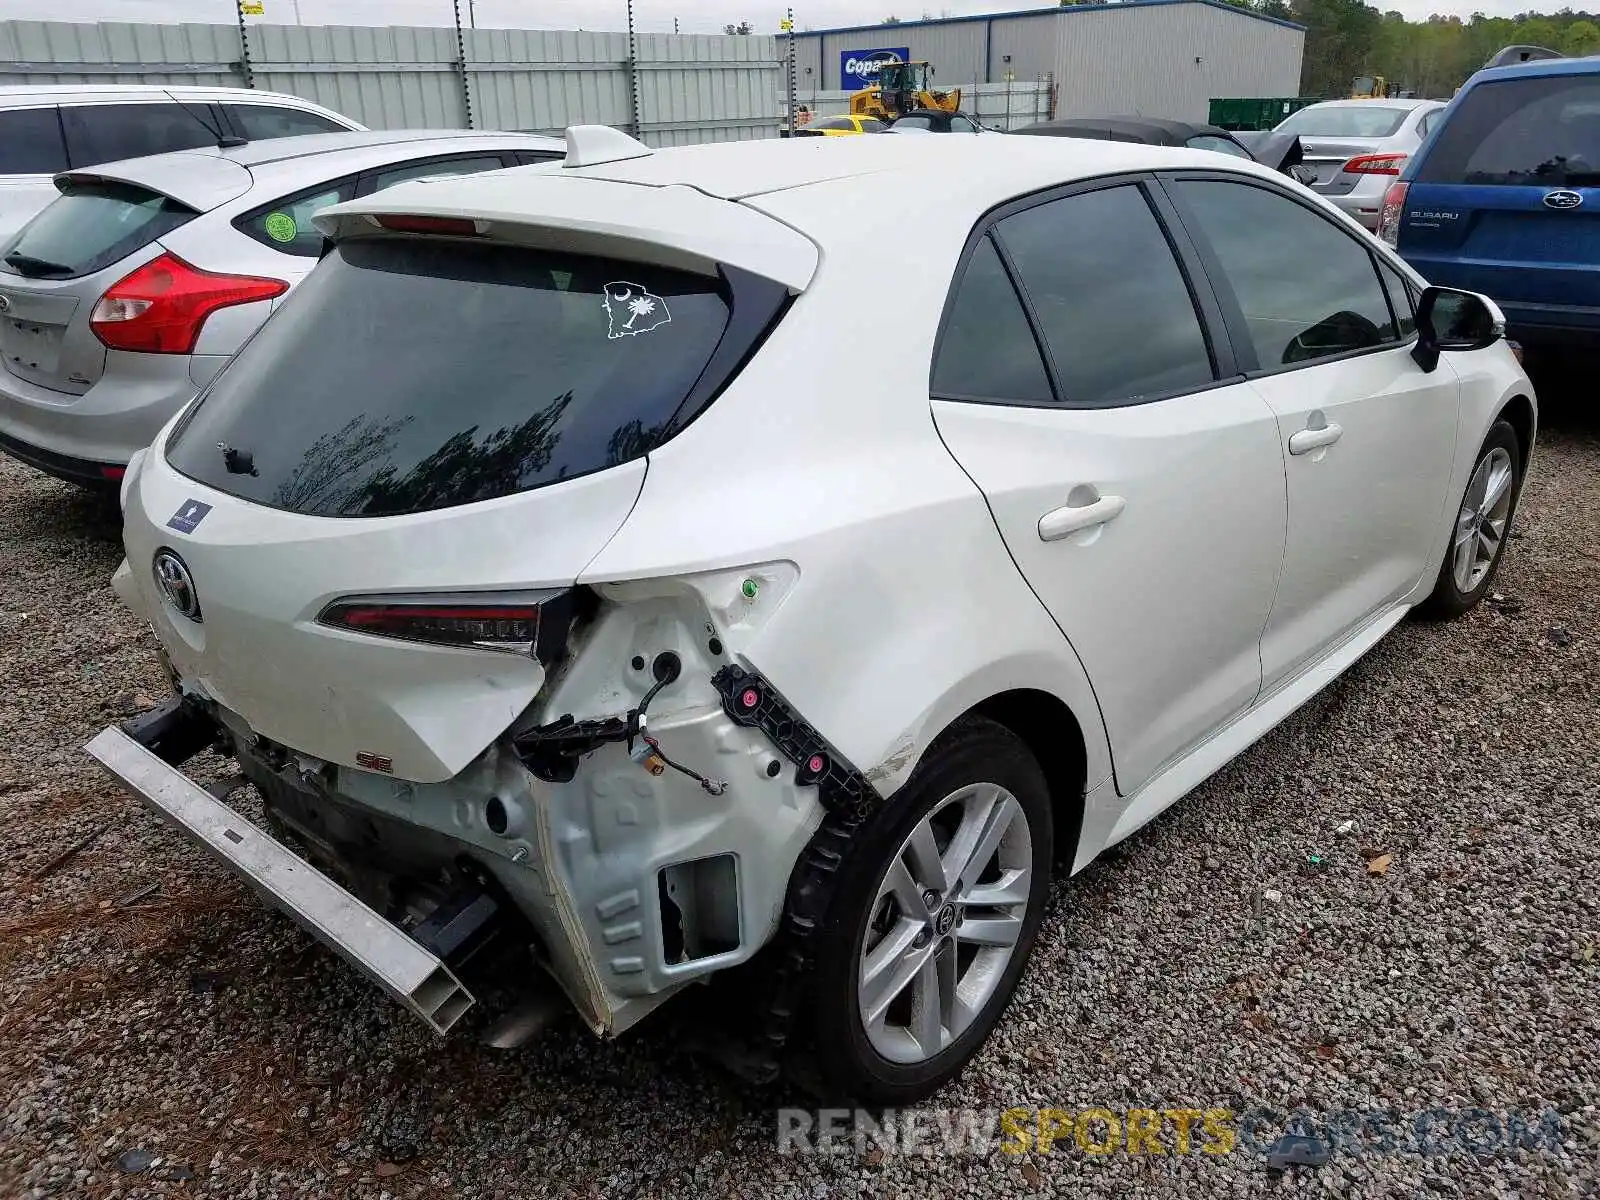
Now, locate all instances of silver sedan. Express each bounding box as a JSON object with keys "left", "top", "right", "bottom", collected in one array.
[{"left": 1273, "top": 99, "right": 1446, "bottom": 230}]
